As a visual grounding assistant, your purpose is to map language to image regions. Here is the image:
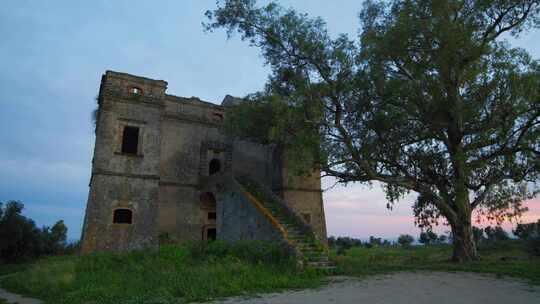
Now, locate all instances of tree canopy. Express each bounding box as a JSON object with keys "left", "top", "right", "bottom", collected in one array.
[{"left": 205, "top": 0, "right": 540, "bottom": 261}]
